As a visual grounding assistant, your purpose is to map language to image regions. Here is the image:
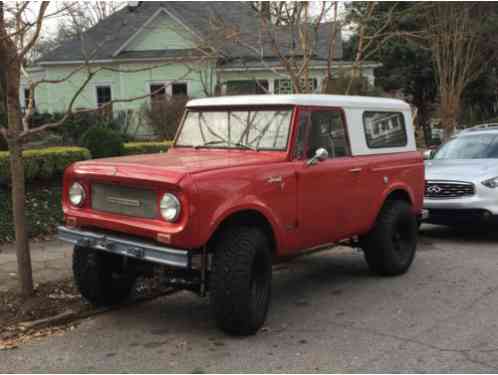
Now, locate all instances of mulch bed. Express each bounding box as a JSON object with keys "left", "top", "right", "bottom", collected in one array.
[{"left": 0, "top": 277, "right": 175, "bottom": 350}]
